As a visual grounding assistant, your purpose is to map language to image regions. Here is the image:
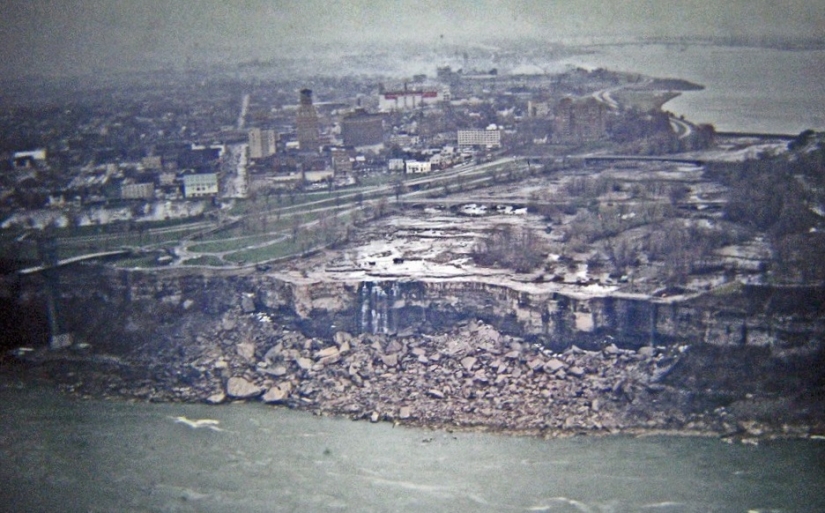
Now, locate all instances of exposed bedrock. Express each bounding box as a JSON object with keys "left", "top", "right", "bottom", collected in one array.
[{"left": 13, "top": 265, "right": 824, "bottom": 359}]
